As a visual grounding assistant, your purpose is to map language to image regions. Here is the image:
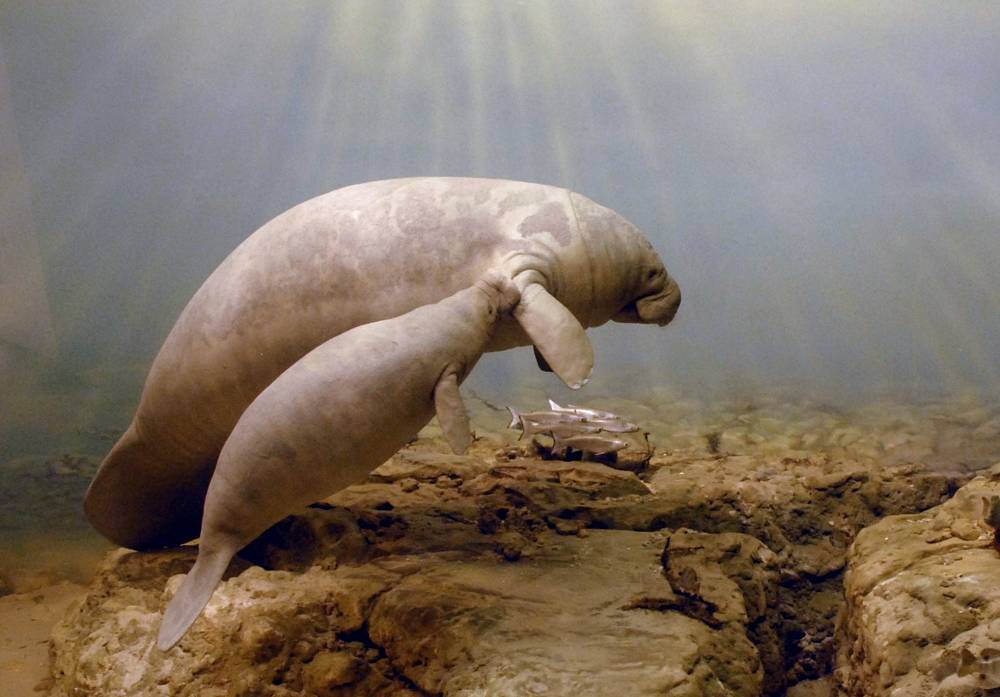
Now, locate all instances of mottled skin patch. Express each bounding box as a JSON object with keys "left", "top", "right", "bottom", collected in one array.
[
  {"left": 85, "top": 178, "right": 681, "bottom": 551},
  {"left": 497, "top": 187, "right": 549, "bottom": 215},
  {"left": 518, "top": 202, "right": 573, "bottom": 247}
]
